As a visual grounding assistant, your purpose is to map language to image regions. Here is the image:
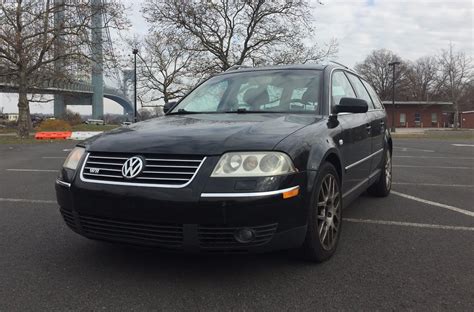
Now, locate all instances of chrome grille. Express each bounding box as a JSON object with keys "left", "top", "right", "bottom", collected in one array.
[{"left": 80, "top": 152, "right": 205, "bottom": 187}]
